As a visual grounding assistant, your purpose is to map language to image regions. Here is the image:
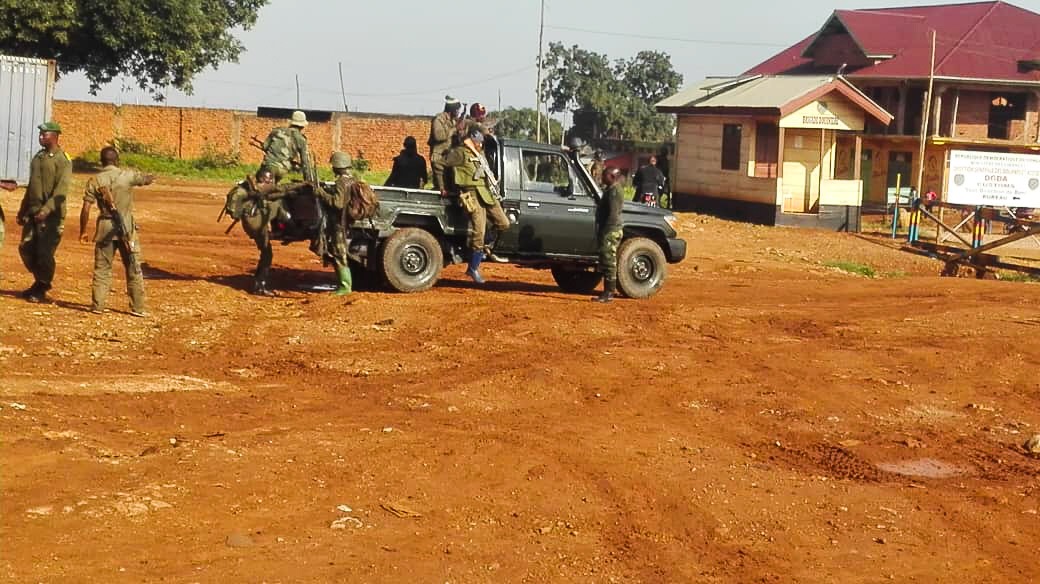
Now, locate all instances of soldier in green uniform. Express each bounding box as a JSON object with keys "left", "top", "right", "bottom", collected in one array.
[
  {"left": 587, "top": 152, "right": 605, "bottom": 187},
  {"left": 442, "top": 129, "right": 511, "bottom": 284},
  {"left": 16, "top": 121, "right": 72, "bottom": 303},
  {"left": 223, "top": 168, "right": 281, "bottom": 296},
  {"left": 78, "top": 147, "right": 155, "bottom": 316},
  {"left": 261, "top": 110, "right": 316, "bottom": 183},
  {"left": 594, "top": 167, "right": 624, "bottom": 303},
  {"left": 313, "top": 151, "right": 356, "bottom": 295},
  {"left": 428, "top": 96, "right": 462, "bottom": 195}
]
